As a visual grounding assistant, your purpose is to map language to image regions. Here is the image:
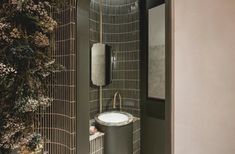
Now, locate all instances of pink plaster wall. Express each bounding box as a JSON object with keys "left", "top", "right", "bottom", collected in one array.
[{"left": 173, "top": 0, "right": 235, "bottom": 153}]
